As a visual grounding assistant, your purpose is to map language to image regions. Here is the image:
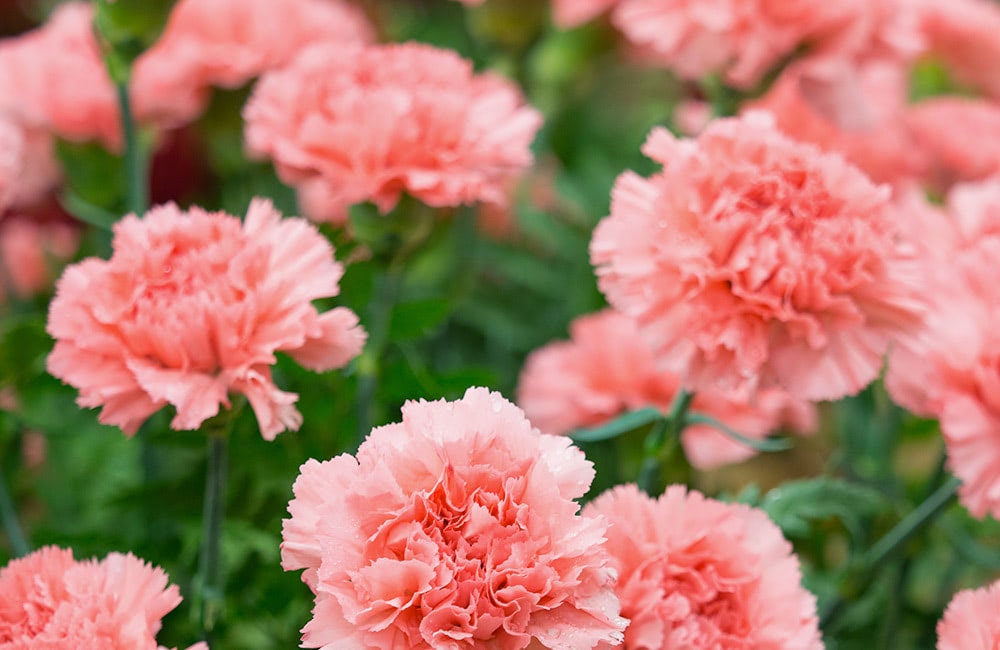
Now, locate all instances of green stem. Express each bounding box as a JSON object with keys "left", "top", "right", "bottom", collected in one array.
[
  {"left": 683, "top": 412, "right": 793, "bottom": 452},
  {"left": 115, "top": 82, "right": 148, "bottom": 216},
  {"left": 0, "top": 463, "right": 29, "bottom": 558},
  {"left": 637, "top": 390, "right": 694, "bottom": 495},
  {"left": 355, "top": 267, "right": 403, "bottom": 443},
  {"left": 195, "top": 431, "right": 229, "bottom": 643}
]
